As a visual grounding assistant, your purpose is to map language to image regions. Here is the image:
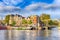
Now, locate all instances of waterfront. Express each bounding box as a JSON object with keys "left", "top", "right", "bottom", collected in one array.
[{"left": 0, "top": 28, "right": 60, "bottom": 40}]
